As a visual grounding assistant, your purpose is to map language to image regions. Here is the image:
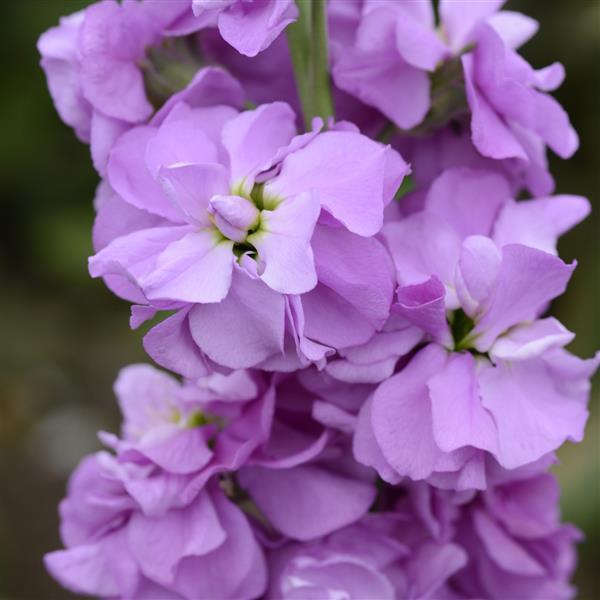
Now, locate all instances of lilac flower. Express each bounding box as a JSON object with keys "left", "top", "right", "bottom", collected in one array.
[
  {"left": 45, "top": 457, "right": 267, "bottom": 599},
  {"left": 89, "top": 101, "right": 407, "bottom": 373},
  {"left": 352, "top": 168, "right": 597, "bottom": 488},
  {"left": 451, "top": 473, "right": 581, "bottom": 599},
  {"left": 355, "top": 340, "right": 596, "bottom": 490},
  {"left": 41, "top": 363, "right": 307, "bottom": 598},
  {"left": 43, "top": 363, "right": 271, "bottom": 597},
  {"left": 37, "top": 0, "right": 231, "bottom": 174},
  {"left": 399, "top": 473, "right": 581, "bottom": 599},
  {"left": 192, "top": 0, "right": 298, "bottom": 57},
  {"left": 314, "top": 159, "right": 591, "bottom": 383},
  {"left": 94, "top": 364, "right": 283, "bottom": 519},
  {"left": 439, "top": 4, "right": 578, "bottom": 191},
  {"left": 383, "top": 167, "right": 589, "bottom": 319},
  {"left": 330, "top": 1, "right": 576, "bottom": 193},
  {"left": 448, "top": 6, "right": 579, "bottom": 164},
  {"left": 330, "top": 0, "right": 448, "bottom": 130},
  {"left": 265, "top": 511, "right": 467, "bottom": 599}
]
